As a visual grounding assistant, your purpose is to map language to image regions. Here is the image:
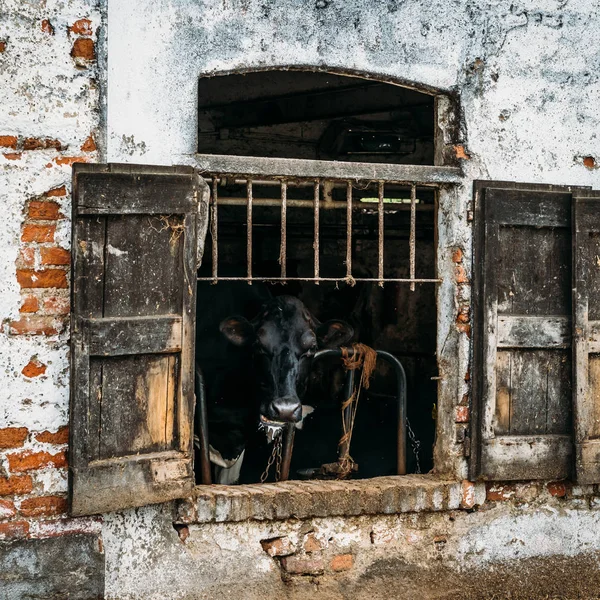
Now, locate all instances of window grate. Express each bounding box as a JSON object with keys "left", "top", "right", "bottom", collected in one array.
[{"left": 198, "top": 171, "right": 443, "bottom": 287}]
